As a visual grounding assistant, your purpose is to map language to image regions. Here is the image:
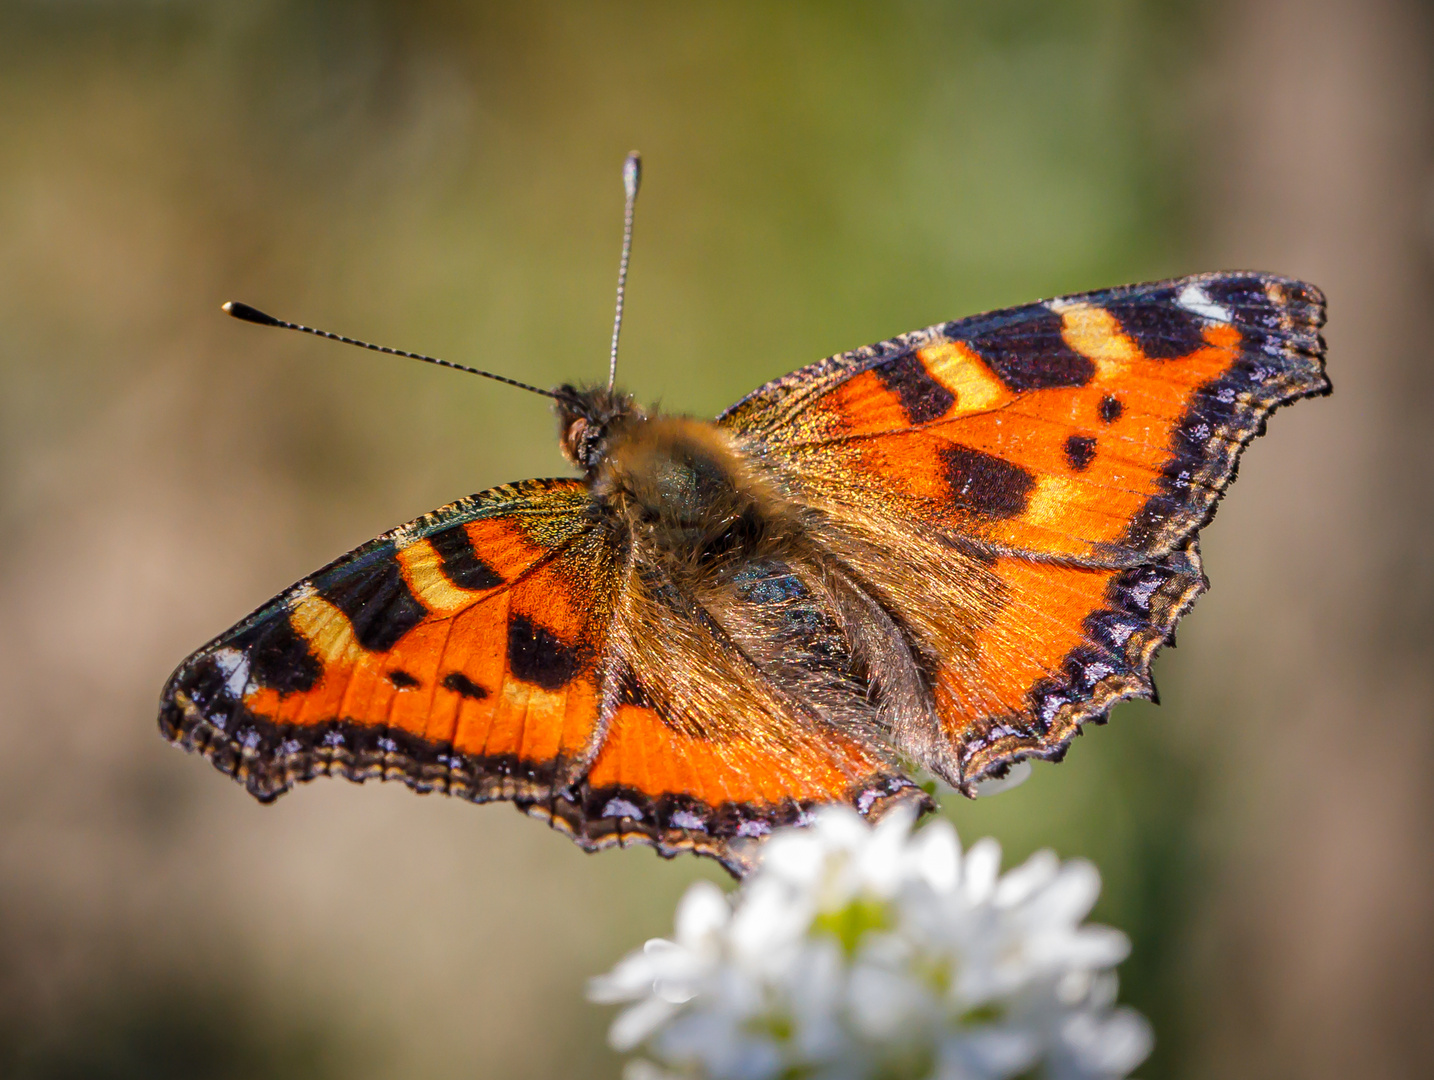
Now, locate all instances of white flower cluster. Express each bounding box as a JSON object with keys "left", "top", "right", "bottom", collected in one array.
[{"left": 590, "top": 808, "right": 1151, "bottom": 1080}]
